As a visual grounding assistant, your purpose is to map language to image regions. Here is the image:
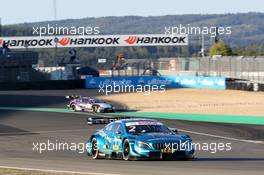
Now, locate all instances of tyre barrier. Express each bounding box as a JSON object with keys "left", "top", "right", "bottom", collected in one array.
[{"left": 226, "top": 79, "right": 264, "bottom": 92}]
